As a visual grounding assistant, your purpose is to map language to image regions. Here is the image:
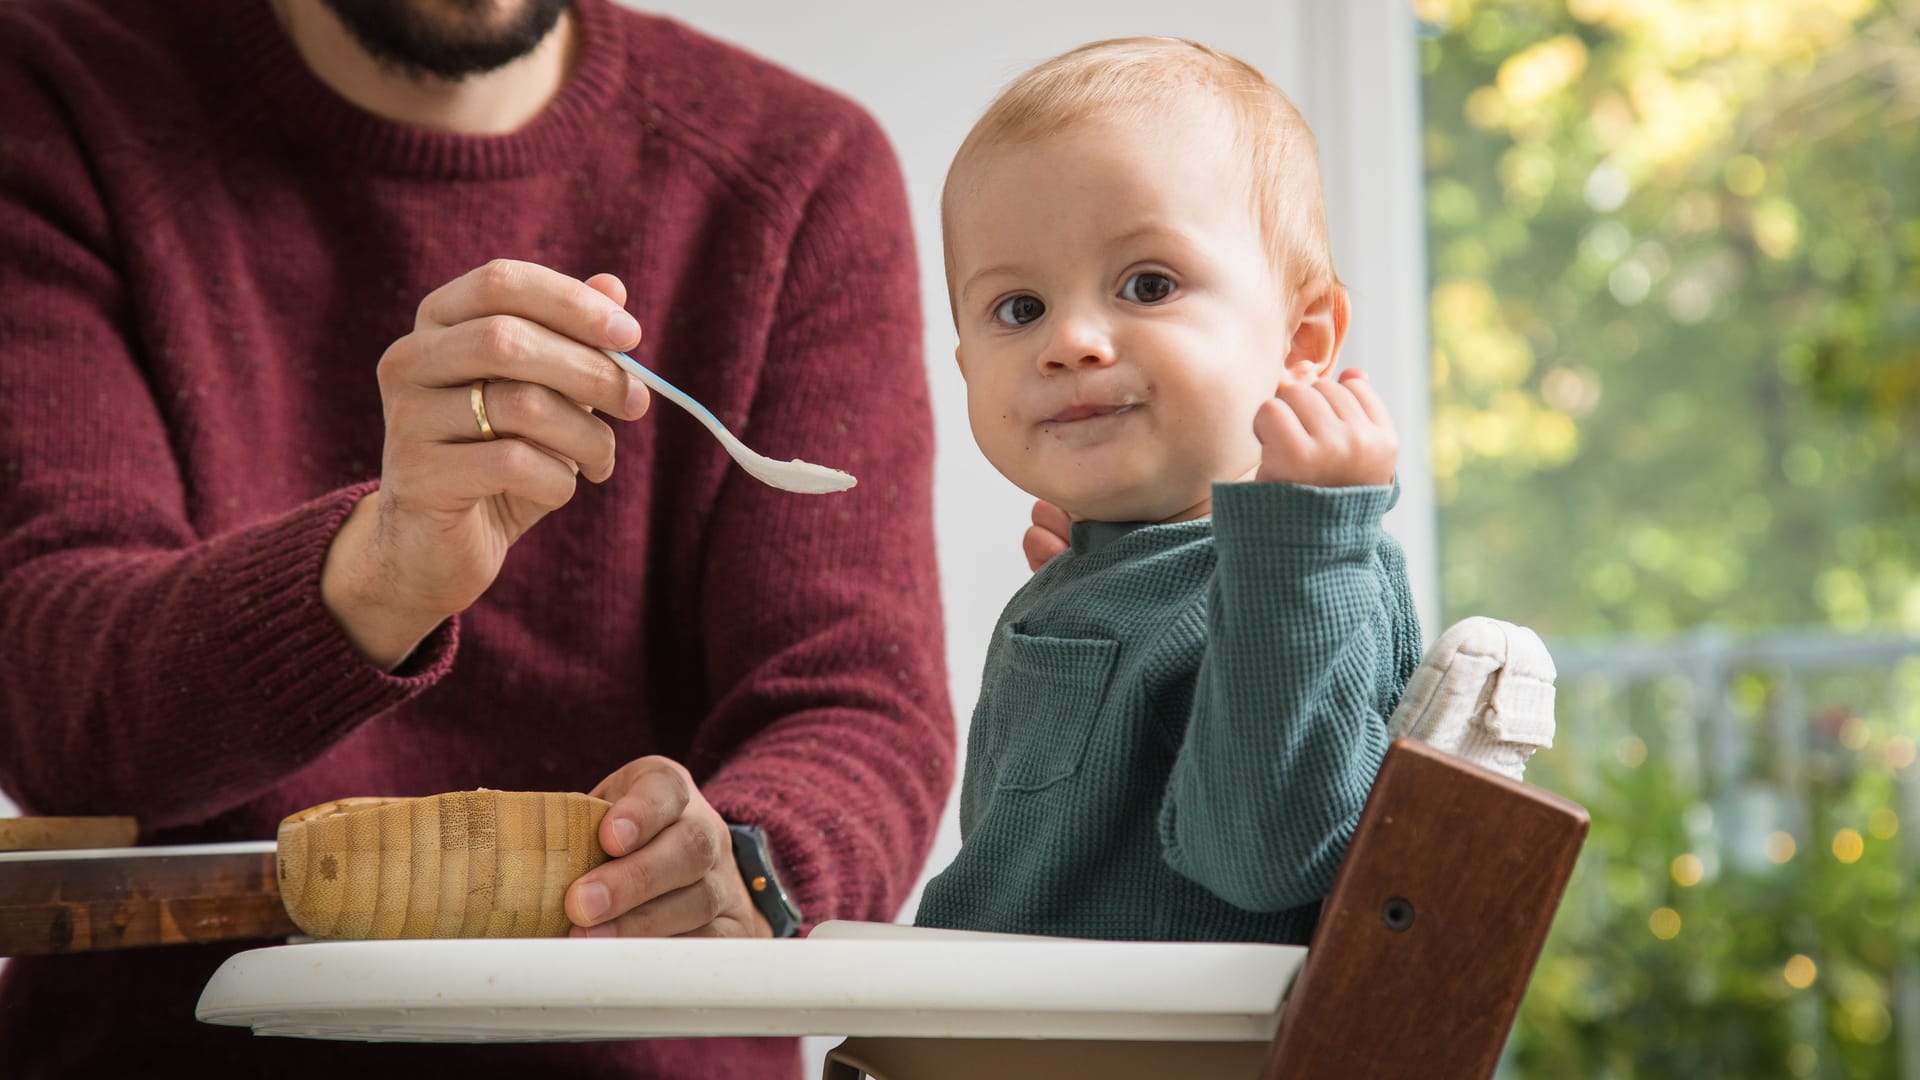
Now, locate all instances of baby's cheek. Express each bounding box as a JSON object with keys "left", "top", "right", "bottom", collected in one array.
[{"left": 1199, "top": 408, "right": 1265, "bottom": 481}]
